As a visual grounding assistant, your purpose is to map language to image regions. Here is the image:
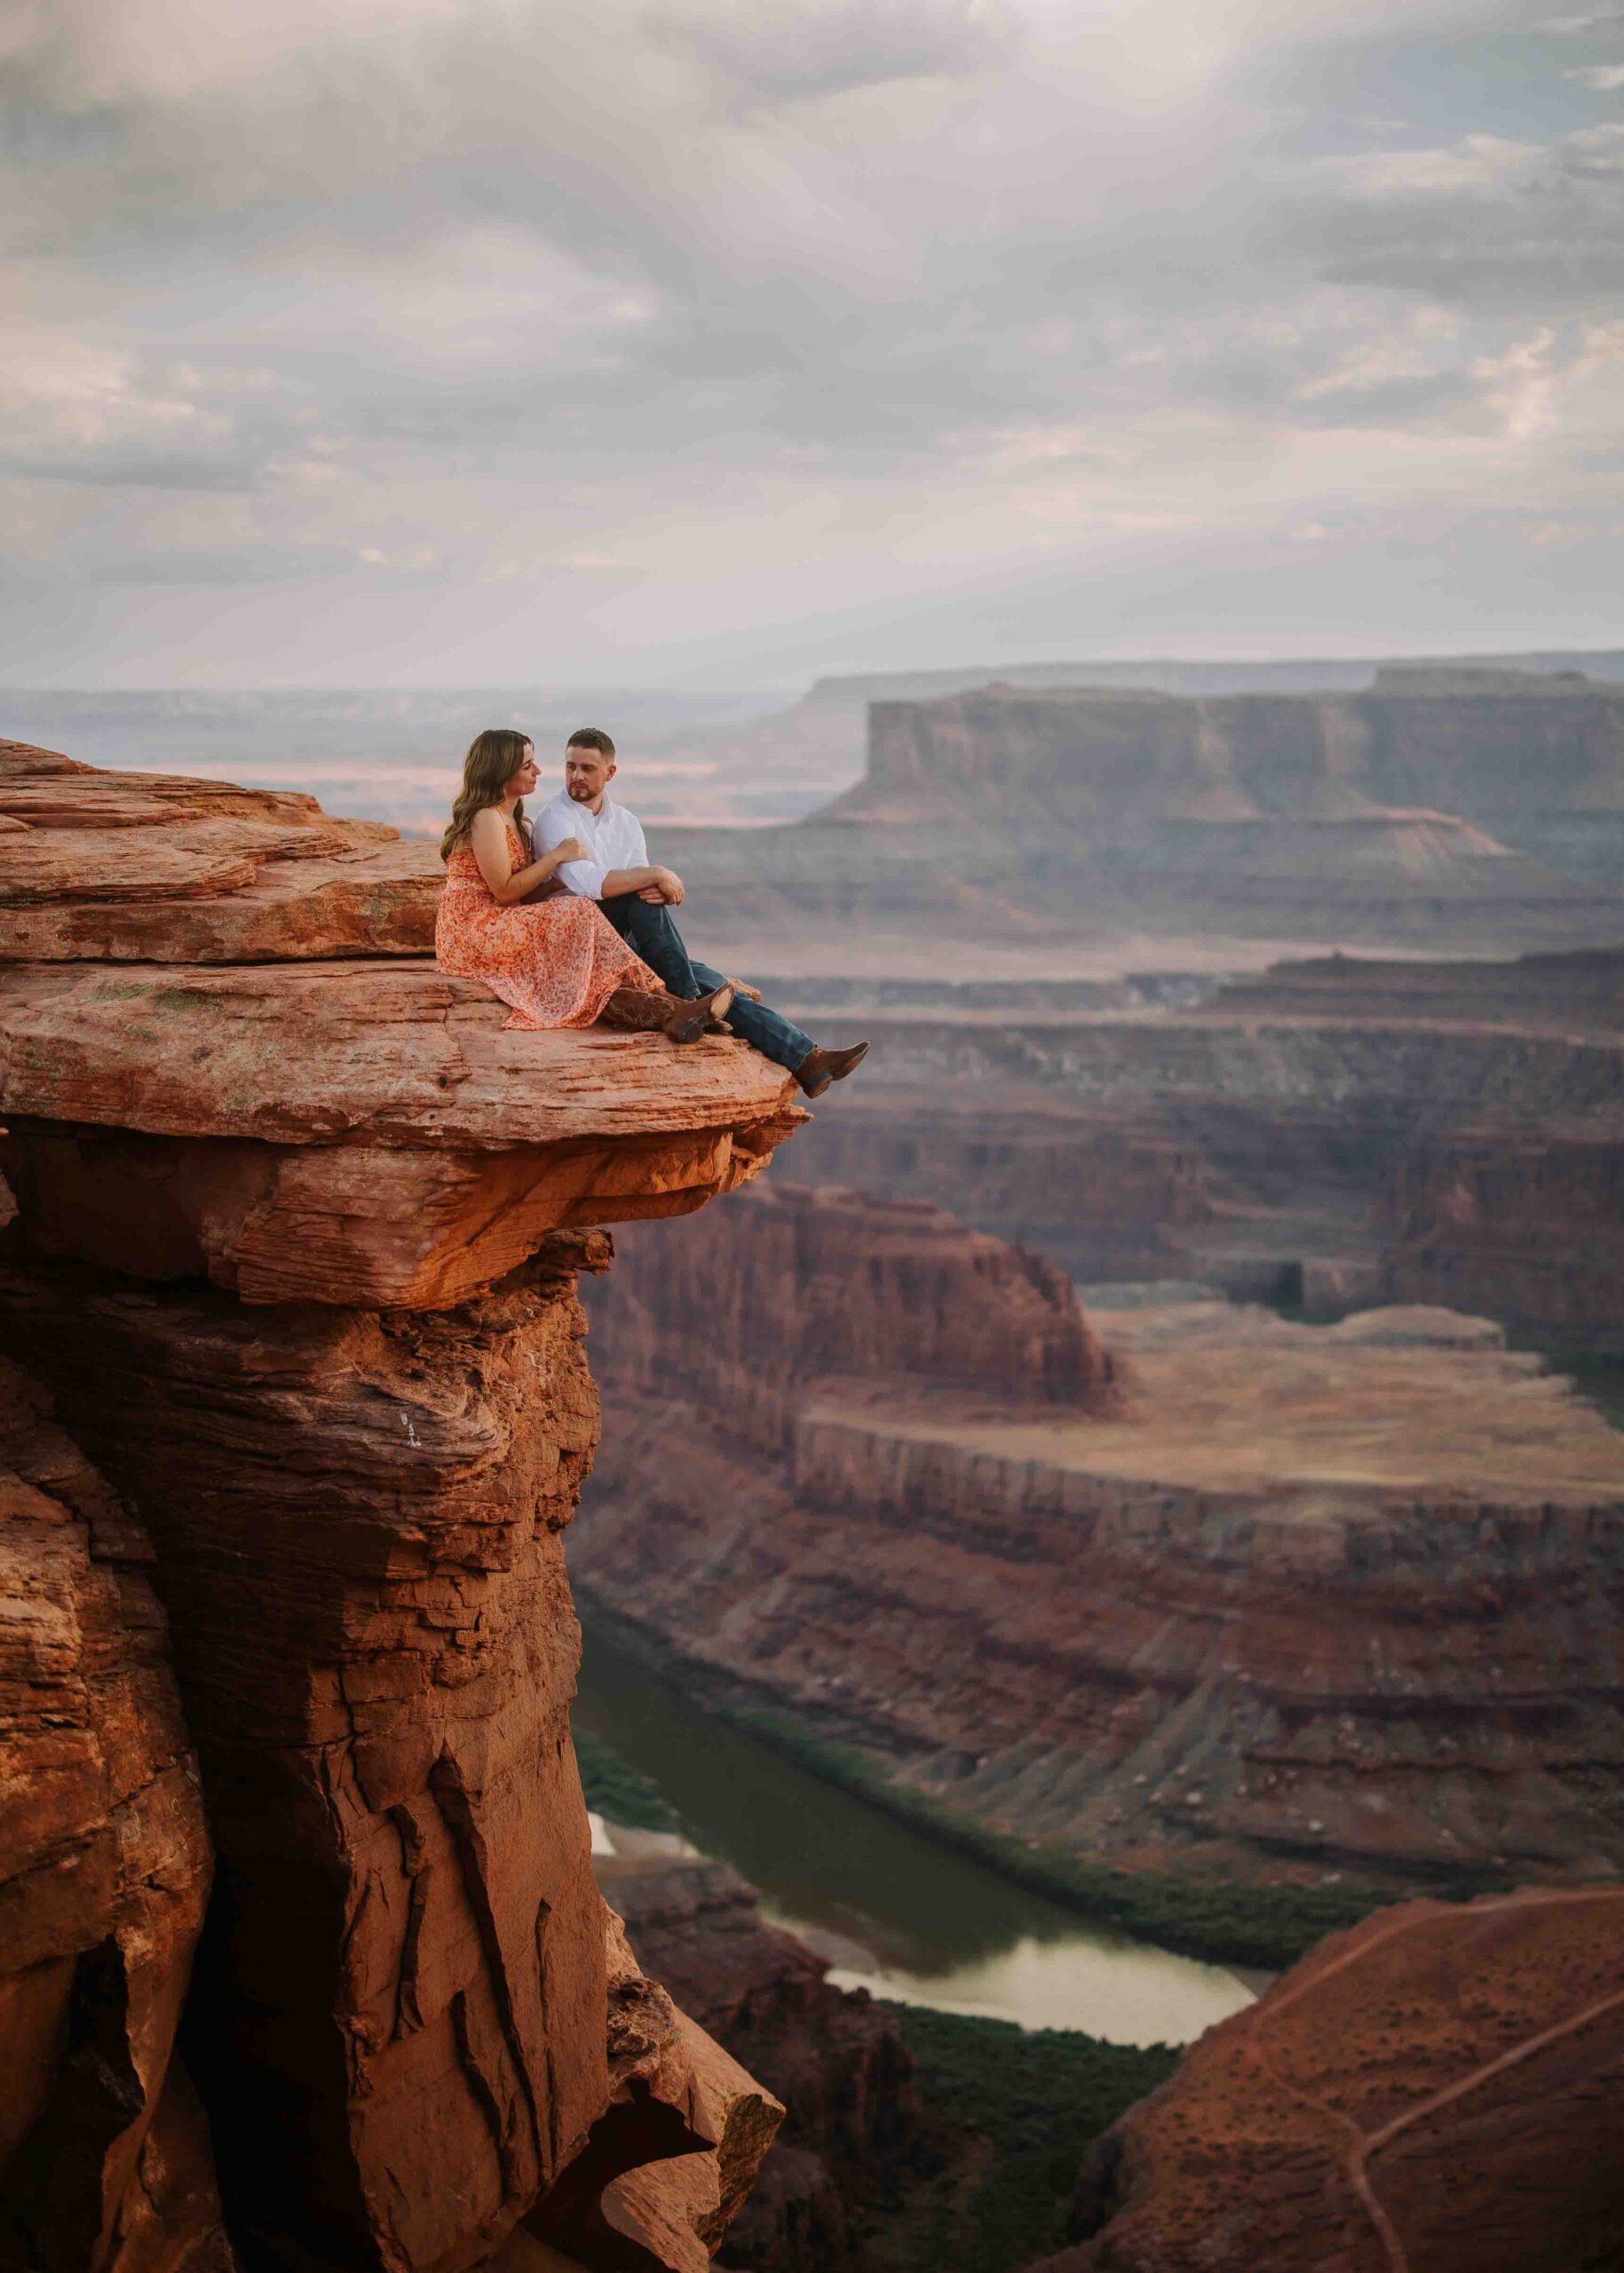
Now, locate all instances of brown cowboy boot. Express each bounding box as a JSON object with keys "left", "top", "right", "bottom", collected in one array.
[
  {"left": 599, "top": 982, "right": 734, "bottom": 1045},
  {"left": 794, "top": 1040, "right": 869, "bottom": 1097}
]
